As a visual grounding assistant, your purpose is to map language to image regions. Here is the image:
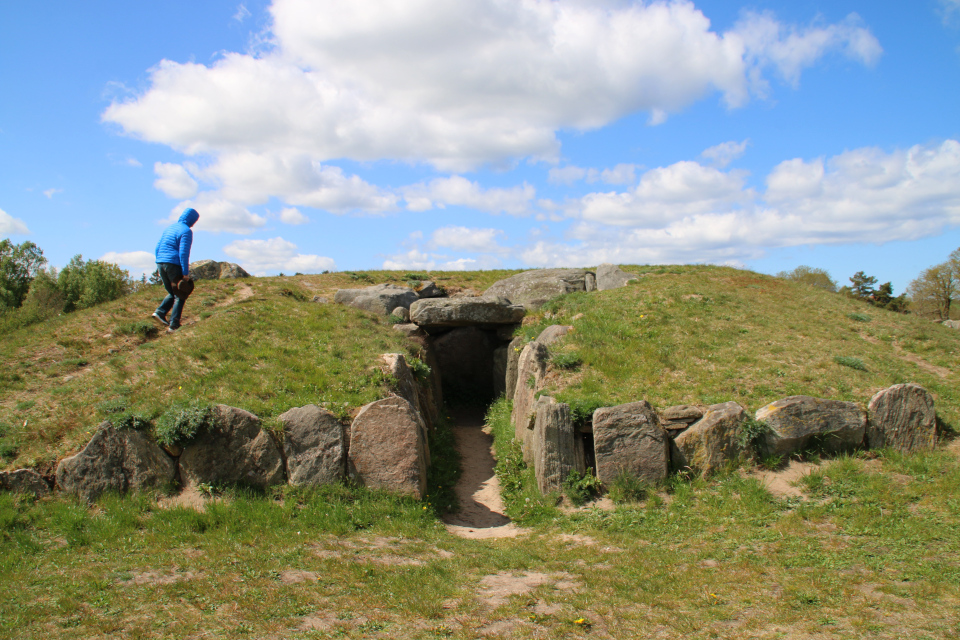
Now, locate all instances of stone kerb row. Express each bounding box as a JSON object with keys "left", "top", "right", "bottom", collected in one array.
[
  {"left": 511, "top": 382, "right": 939, "bottom": 496},
  {"left": 13, "top": 358, "right": 439, "bottom": 501}
]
